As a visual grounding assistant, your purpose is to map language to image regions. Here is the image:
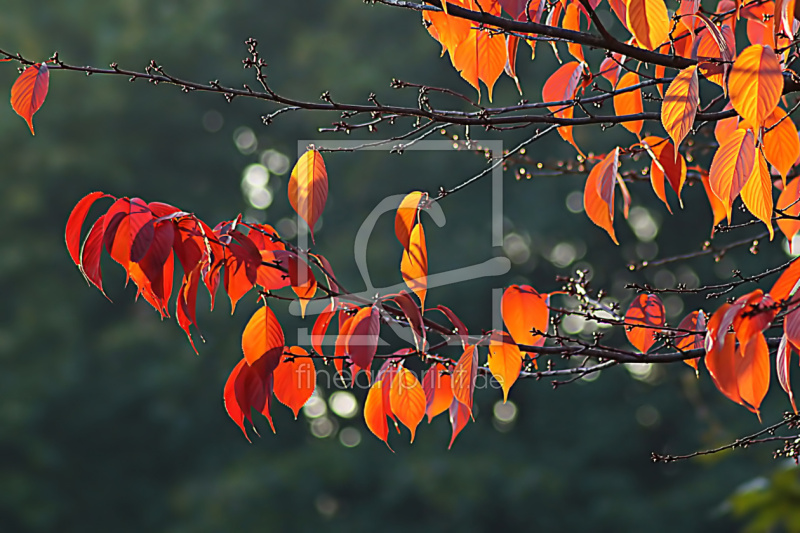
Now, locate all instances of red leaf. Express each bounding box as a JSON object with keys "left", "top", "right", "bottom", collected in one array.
[
  {"left": 176, "top": 265, "right": 203, "bottom": 353},
  {"left": 273, "top": 346, "right": 316, "bottom": 419},
  {"left": 223, "top": 357, "right": 276, "bottom": 440},
  {"left": 705, "top": 331, "right": 743, "bottom": 407},
  {"left": 675, "top": 310, "right": 706, "bottom": 372},
  {"left": 128, "top": 198, "right": 155, "bottom": 263},
  {"left": 770, "top": 258, "right": 800, "bottom": 303},
  {"left": 80, "top": 214, "right": 108, "bottom": 296},
  {"left": 65, "top": 191, "right": 108, "bottom": 267},
  {"left": 433, "top": 305, "right": 470, "bottom": 347},
  {"left": 11, "top": 62, "right": 49, "bottom": 135},
  {"left": 391, "top": 291, "right": 426, "bottom": 352},
  {"left": 736, "top": 330, "right": 770, "bottom": 417},
  {"left": 241, "top": 303, "right": 285, "bottom": 373},
  {"left": 422, "top": 363, "right": 453, "bottom": 422},
  {"left": 777, "top": 334, "right": 798, "bottom": 414},
  {"left": 364, "top": 378, "right": 393, "bottom": 450},
  {"left": 311, "top": 300, "right": 337, "bottom": 358},
  {"left": 624, "top": 294, "right": 666, "bottom": 353},
  {"left": 346, "top": 305, "right": 381, "bottom": 376}
]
